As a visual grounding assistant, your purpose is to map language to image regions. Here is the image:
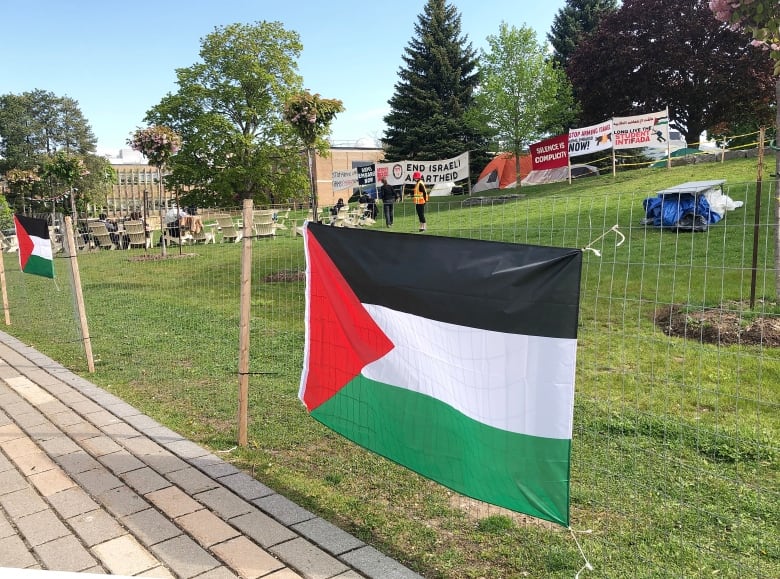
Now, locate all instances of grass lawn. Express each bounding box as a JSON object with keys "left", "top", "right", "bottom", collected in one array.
[{"left": 3, "top": 154, "right": 778, "bottom": 578}]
